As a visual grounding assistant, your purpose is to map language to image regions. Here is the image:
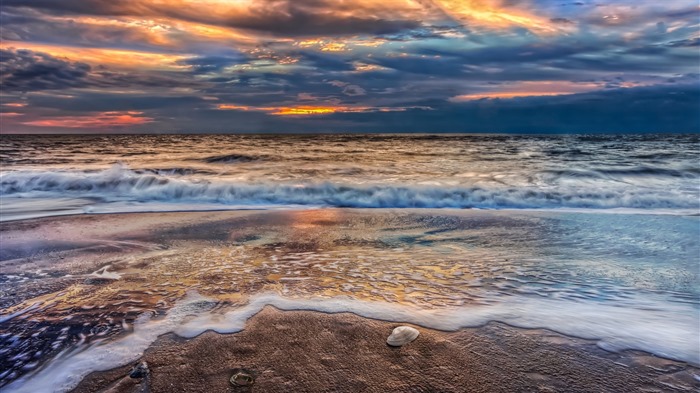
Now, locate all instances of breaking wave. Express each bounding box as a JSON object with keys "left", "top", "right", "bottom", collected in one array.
[
  {"left": 203, "top": 153, "right": 265, "bottom": 163},
  {"left": 1, "top": 165, "right": 698, "bottom": 210}
]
